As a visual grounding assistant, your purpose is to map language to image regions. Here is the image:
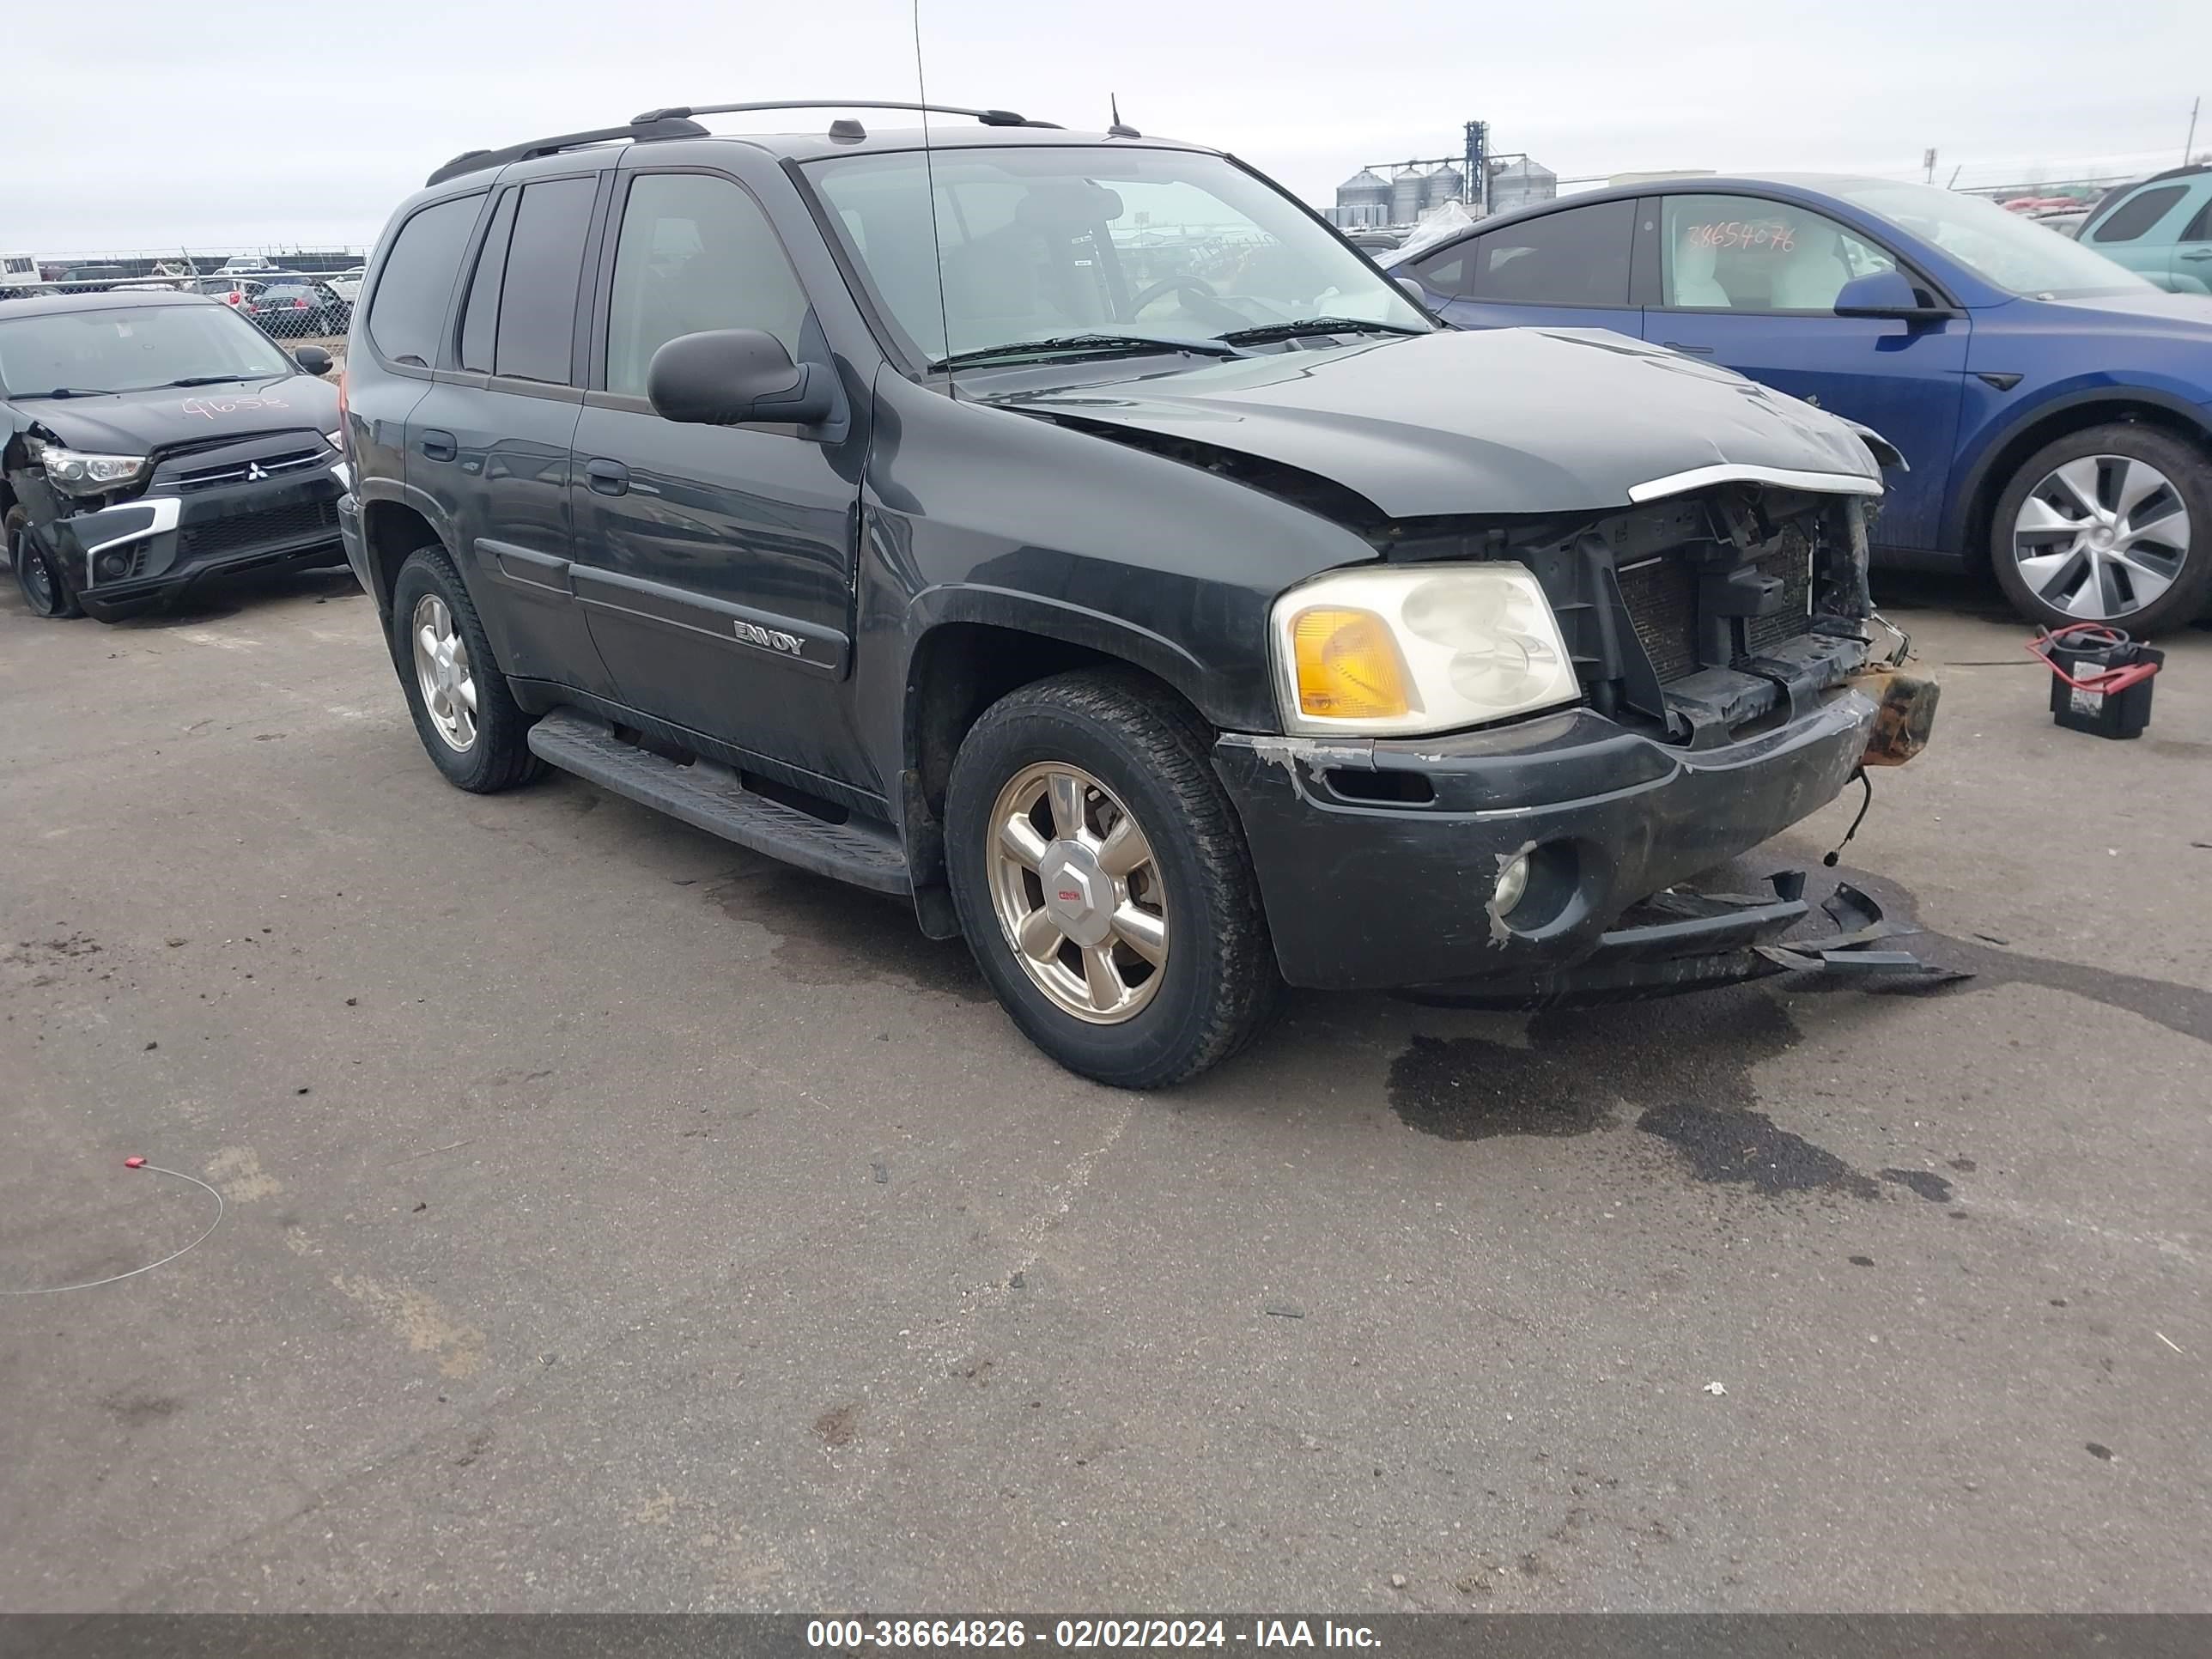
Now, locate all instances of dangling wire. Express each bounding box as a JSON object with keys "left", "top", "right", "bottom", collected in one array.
[
  {"left": 912, "top": 0, "right": 956, "bottom": 400},
  {"left": 1823, "top": 768, "right": 1874, "bottom": 868}
]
